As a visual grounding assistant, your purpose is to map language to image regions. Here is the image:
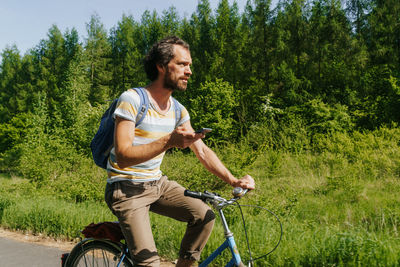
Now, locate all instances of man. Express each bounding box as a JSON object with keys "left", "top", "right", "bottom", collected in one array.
[{"left": 105, "top": 36, "right": 255, "bottom": 267}]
